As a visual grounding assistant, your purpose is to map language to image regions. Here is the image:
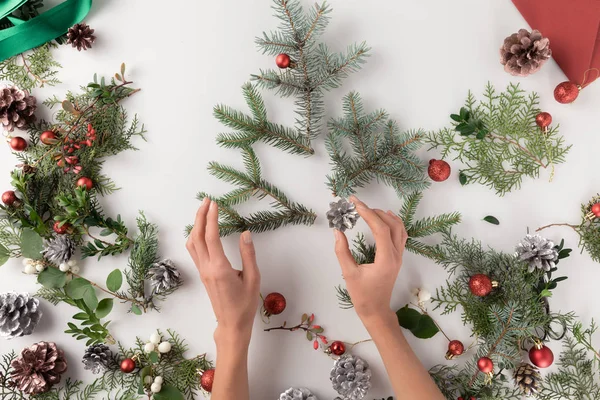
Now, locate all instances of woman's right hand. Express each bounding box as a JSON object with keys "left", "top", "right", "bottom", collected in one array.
[{"left": 333, "top": 195, "right": 408, "bottom": 324}]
